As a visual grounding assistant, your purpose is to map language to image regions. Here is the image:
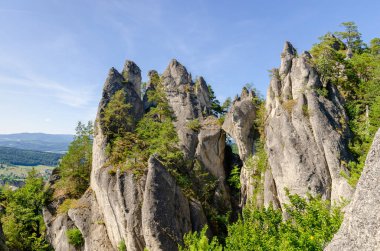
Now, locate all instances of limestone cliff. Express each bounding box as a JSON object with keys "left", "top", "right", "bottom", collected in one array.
[
  {"left": 222, "top": 88, "right": 256, "bottom": 206},
  {"left": 325, "top": 129, "right": 380, "bottom": 251},
  {"left": 44, "top": 43, "right": 362, "bottom": 250},
  {"left": 45, "top": 60, "right": 230, "bottom": 251},
  {"left": 264, "top": 42, "right": 353, "bottom": 207}
]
